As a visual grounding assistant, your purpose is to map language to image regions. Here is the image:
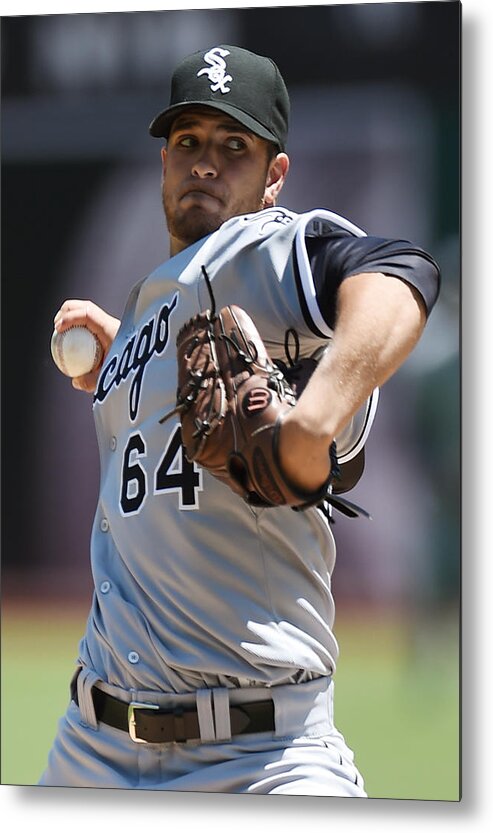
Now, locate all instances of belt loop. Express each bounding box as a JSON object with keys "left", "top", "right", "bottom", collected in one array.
[
  {"left": 327, "top": 677, "right": 334, "bottom": 724},
  {"left": 76, "top": 667, "right": 100, "bottom": 730},
  {"left": 196, "top": 689, "right": 215, "bottom": 742},
  {"left": 213, "top": 688, "right": 232, "bottom": 742}
]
